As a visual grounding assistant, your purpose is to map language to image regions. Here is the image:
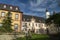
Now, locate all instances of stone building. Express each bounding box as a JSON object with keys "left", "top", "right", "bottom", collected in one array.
[{"left": 0, "top": 3, "right": 22, "bottom": 32}]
